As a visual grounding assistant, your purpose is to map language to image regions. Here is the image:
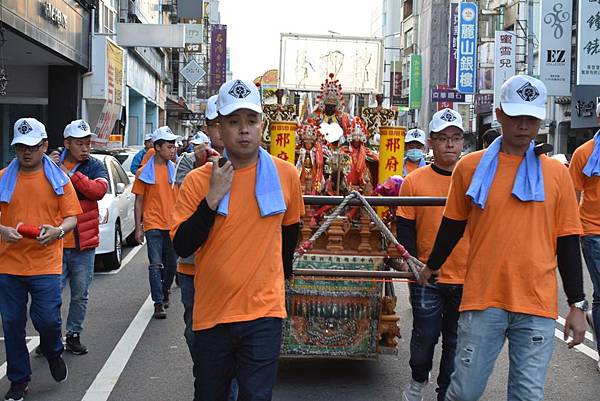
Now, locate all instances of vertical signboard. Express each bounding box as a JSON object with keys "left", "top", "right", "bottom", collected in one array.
[
  {"left": 409, "top": 54, "right": 422, "bottom": 109},
  {"left": 390, "top": 60, "right": 403, "bottom": 106},
  {"left": 571, "top": 86, "right": 599, "bottom": 128},
  {"left": 577, "top": 0, "right": 600, "bottom": 84},
  {"left": 493, "top": 31, "right": 515, "bottom": 122},
  {"left": 539, "top": 0, "right": 572, "bottom": 95},
  {"left": 210, "top": 24, "right": 227, "bottom": 91},
  {"left": 378, "top": 126, "right": 406, "bottom": 183},
  {"left": 456, "top": 2, "right": 478, "bottom": 94},
  {"left": 448, "top": 2, "right": 459, "bottom": 88},
  {"left": 269, "top": 121, "right": 296, "bottom": 164},
  {"left": 94, "top": 40, "right": 124, "bottom": 144}
]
